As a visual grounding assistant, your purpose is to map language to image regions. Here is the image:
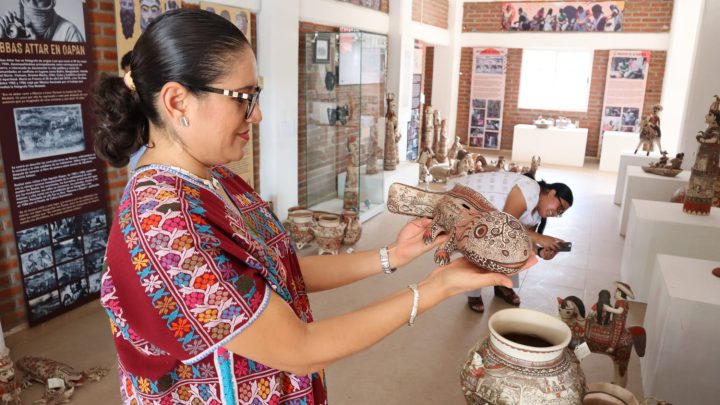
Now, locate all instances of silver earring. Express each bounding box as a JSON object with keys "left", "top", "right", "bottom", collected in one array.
[{"left": 180, "top": 116, "right": 189, "bottom": 127}]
